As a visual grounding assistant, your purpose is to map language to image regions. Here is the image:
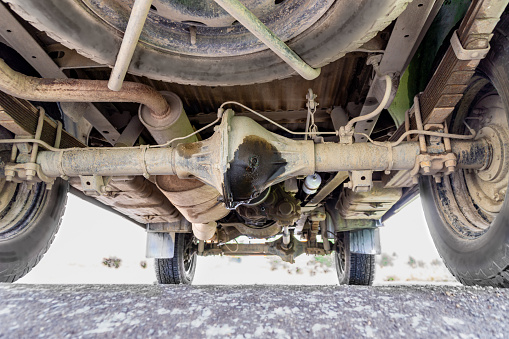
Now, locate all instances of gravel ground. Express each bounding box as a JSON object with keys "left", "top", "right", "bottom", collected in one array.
[{"left": 0, "top": 284, "right": 508, "bottom": 338}]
